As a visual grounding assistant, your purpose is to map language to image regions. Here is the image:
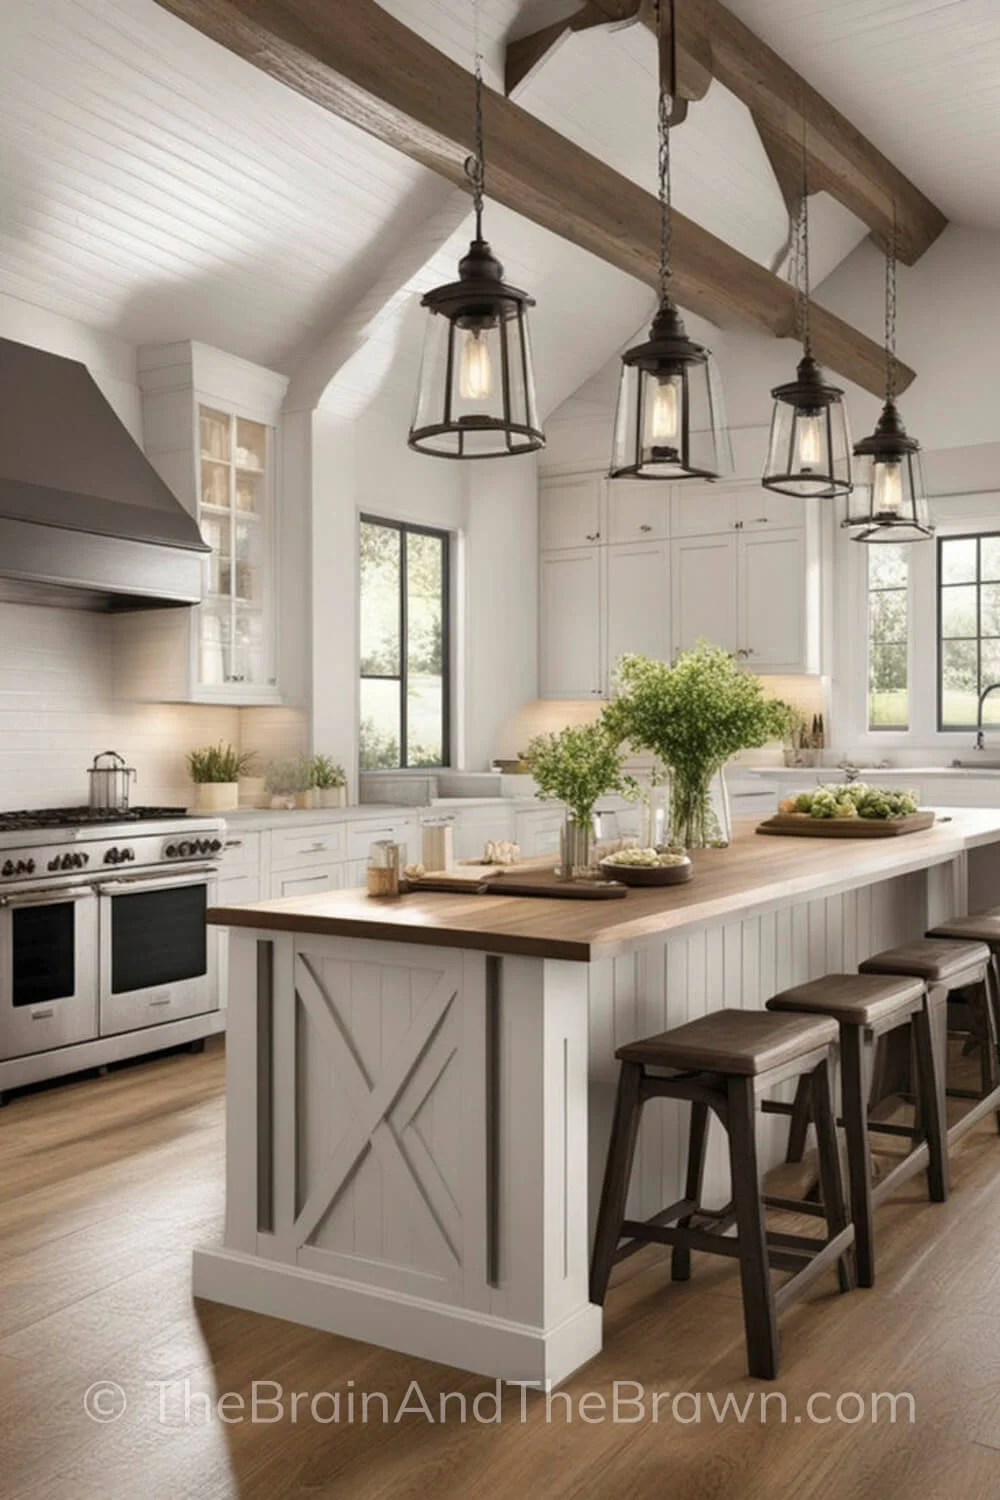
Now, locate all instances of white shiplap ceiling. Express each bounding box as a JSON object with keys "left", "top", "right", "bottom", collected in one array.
[{"left": 727, "top": 0, "right": 1000, "bottom": 228}]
